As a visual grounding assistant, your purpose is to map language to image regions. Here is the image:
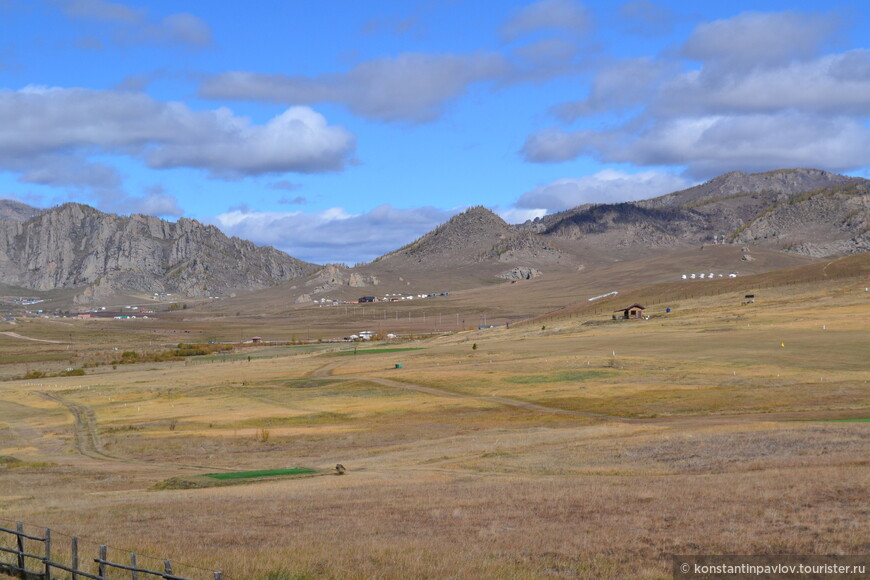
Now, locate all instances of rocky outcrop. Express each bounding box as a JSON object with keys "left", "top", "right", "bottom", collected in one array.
[
  {"left": 302, "top": 264, "right": 380, "bottom": 295},
  {"left": 0, "top": 203, "right": 317, "bottom": 300},
  {"left": 498, "top": 266, "right": 542, "bottom": 280}
]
